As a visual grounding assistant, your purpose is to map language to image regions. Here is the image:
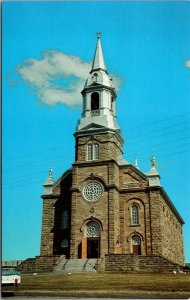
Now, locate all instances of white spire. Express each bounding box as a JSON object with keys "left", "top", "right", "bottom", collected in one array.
[
  {"left": 76, "top": 34, "right": 122, "bottom": 138},
  {"left": 91, "top": 33, "right": 106, "bottom": 72}
]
